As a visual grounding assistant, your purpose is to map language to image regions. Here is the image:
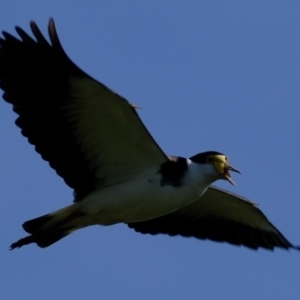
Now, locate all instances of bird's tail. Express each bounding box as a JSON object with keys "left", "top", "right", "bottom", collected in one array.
[{"left": 10, "top": 203, "right": 84, "bottom": 249}]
